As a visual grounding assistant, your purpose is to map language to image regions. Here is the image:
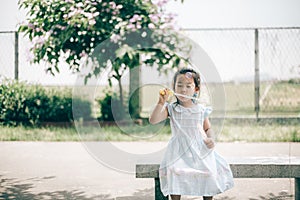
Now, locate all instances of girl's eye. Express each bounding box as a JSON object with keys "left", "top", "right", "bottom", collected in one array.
[
  {"left": 187, "top": 85, "right": 191, "bottom": 88},
  {"left": 177, "top": 85, "right": 183, "bottom": 87}
]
